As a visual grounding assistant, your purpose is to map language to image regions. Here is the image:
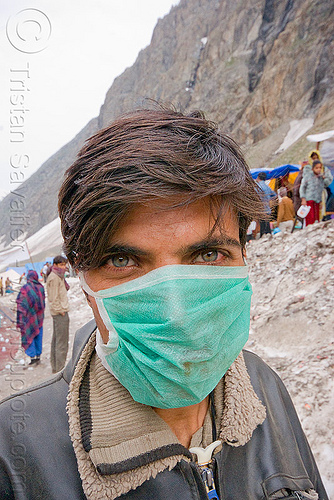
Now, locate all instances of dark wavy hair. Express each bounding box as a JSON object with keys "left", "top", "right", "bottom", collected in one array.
[
  {"left": 53, "top": 255, "right": 67, "bottom": 265},
  {"left": 58, "top": 108, "right": 265, "bottom": 270}
]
